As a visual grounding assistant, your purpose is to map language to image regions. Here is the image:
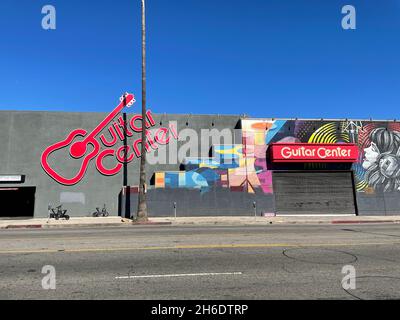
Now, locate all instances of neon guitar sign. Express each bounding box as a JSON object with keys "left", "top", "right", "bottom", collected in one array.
[{"left": 41, "top": 93, "right": 178, "bottom": 186}]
